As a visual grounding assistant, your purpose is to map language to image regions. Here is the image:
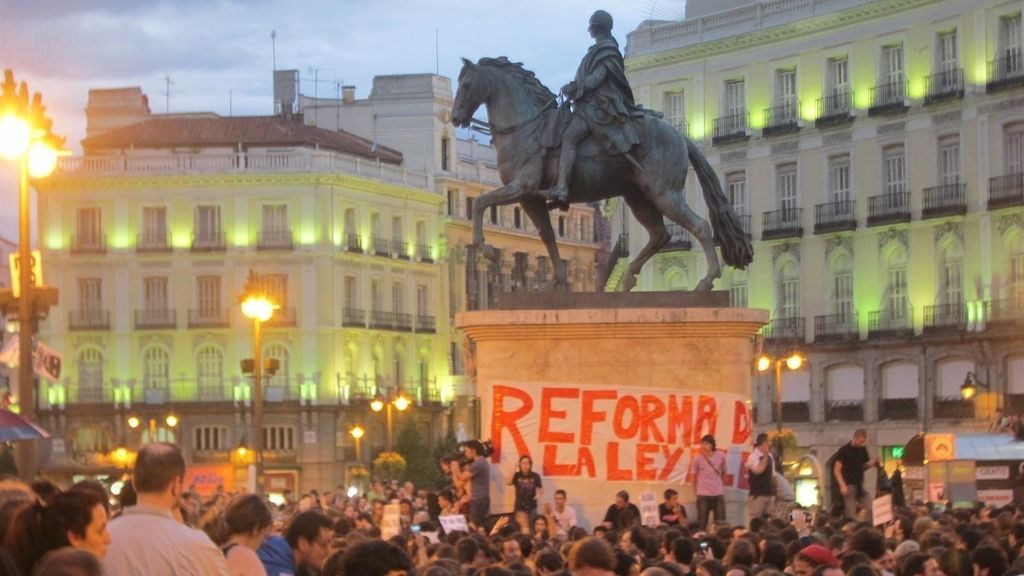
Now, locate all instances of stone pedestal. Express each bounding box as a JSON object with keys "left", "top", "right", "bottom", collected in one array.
[{"left": 457, "top": 296, "right": 768, "bottom": 529}]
